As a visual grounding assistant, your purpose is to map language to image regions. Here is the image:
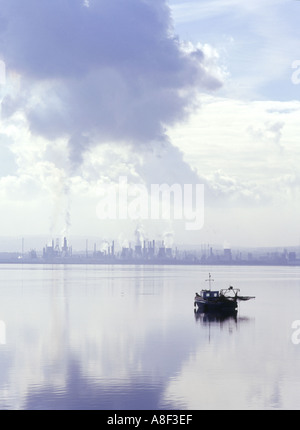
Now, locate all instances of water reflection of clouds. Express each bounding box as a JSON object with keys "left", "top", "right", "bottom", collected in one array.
[
  {"left": 0, "top": 265, "right": 198, "bottom": 409},
  {"left": 1, "top": 265, "right": 300, "bottom": 409}
]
